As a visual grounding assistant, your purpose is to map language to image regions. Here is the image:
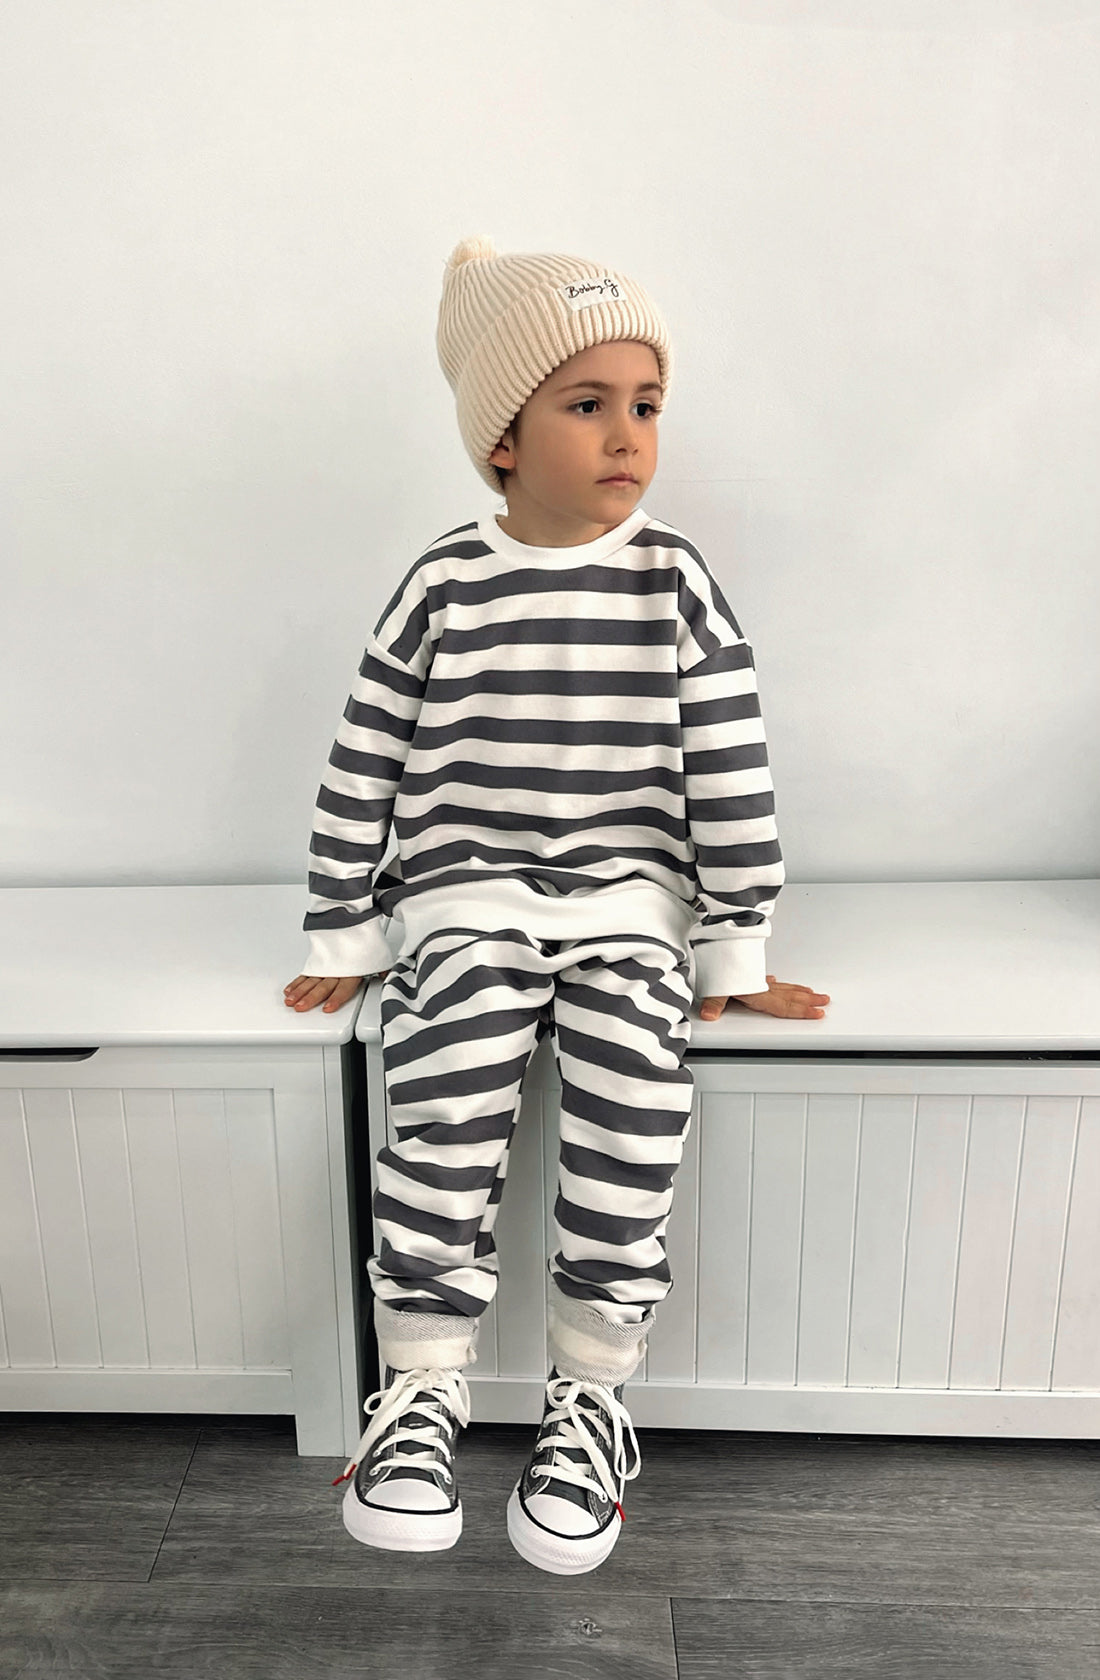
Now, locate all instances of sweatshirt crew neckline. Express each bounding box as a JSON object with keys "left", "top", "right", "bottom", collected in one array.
[{"left": 477, "top": 505, "right": 650, "bottom": 567}]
